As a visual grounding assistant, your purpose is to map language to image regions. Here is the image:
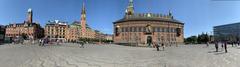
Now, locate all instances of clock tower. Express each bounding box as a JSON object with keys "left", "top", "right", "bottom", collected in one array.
[
  {"left": 80, "top": 1, "right": 87, "bottom": 37},
  {"left": 27, "top": 8, "right": 33, "bottom": 23}
]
